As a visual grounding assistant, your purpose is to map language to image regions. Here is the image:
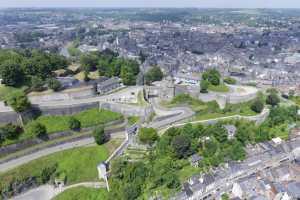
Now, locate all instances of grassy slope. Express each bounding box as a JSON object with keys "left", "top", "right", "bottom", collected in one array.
[
  {"left": 2, "top": 109, "right": 122, "bottom": 146},
  {"left": 208, "top": 83, "right": 229, "bottom": 93},
  {"left": 0, "top": 139, "right": 123, "bottom": 188},
  {"left": 128, "top": 116, "right": 140, "bottom": 125},
  {"left": 53, "top": 187, "right": 108, "bottom": 200},
  {"left": 162, "top": 94, "right": 257, "bottom": 121}
]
